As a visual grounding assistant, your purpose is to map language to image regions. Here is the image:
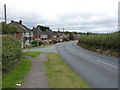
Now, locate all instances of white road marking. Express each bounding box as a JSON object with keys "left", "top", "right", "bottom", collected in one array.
[
  {"left": 80, "top": 53, "right": 89, "bottom": 57},
  {"left": 97, "top": 60, "right": 118, "bottom": 68}
]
